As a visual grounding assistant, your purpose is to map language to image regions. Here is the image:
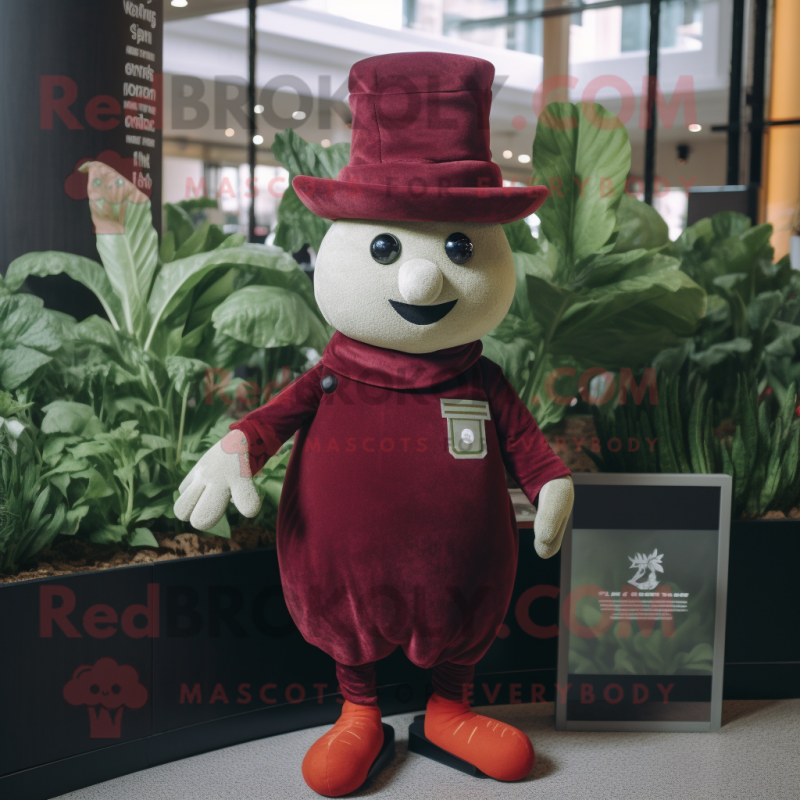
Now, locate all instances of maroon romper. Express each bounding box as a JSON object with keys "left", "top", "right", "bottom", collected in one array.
[{"left": 232, "top": 333, "right": 570, "bottom": 687}]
